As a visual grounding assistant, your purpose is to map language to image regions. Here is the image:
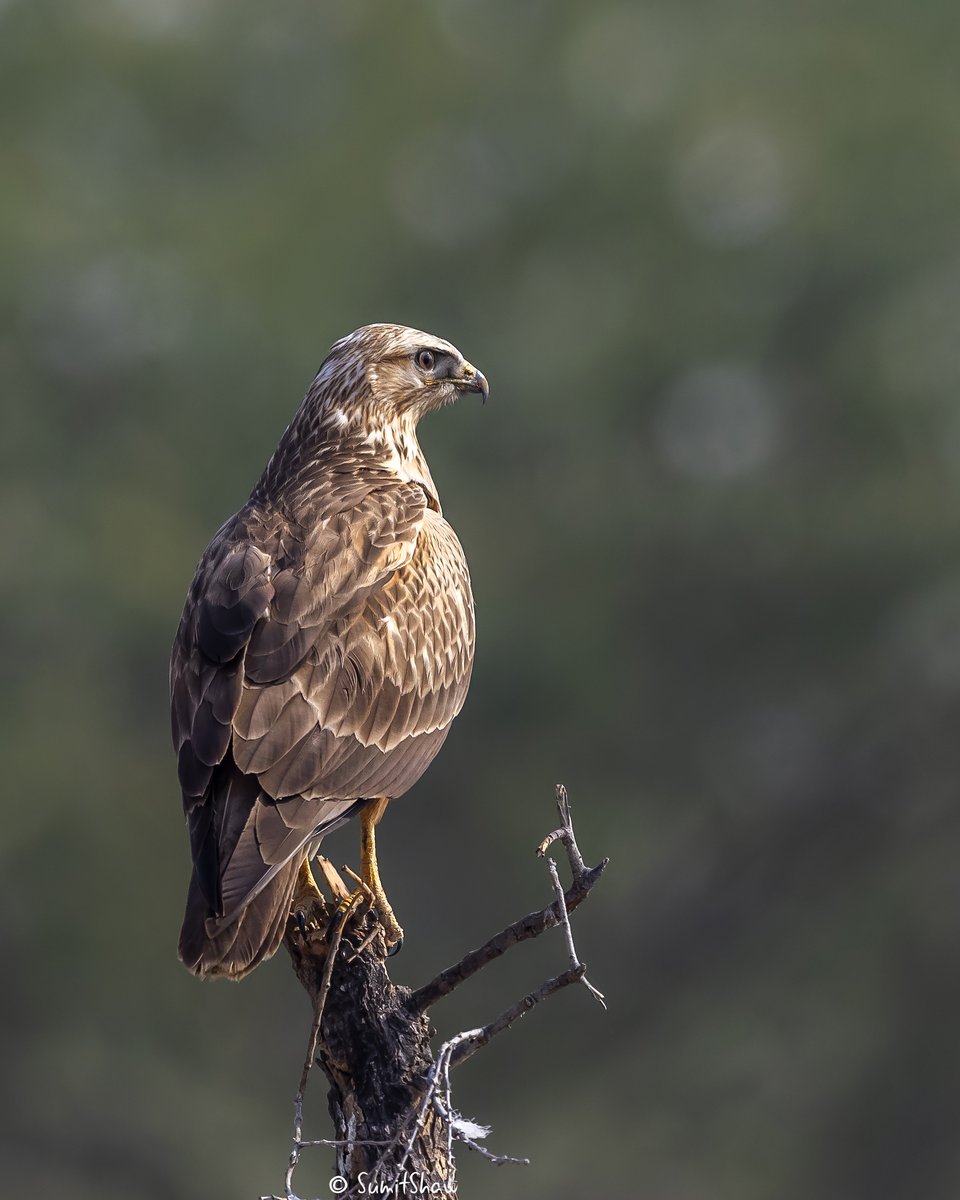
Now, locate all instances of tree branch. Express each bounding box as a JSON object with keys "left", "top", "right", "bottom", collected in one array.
[
  {"left": 448, "top": 965, "right": 586, "bottom": 1070},
  {"left": 410, "top": 785, "right": 607, "bottom": 1013},
  {"left": 263, "top": 784, "right": 607, "bottom": 1199}
]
